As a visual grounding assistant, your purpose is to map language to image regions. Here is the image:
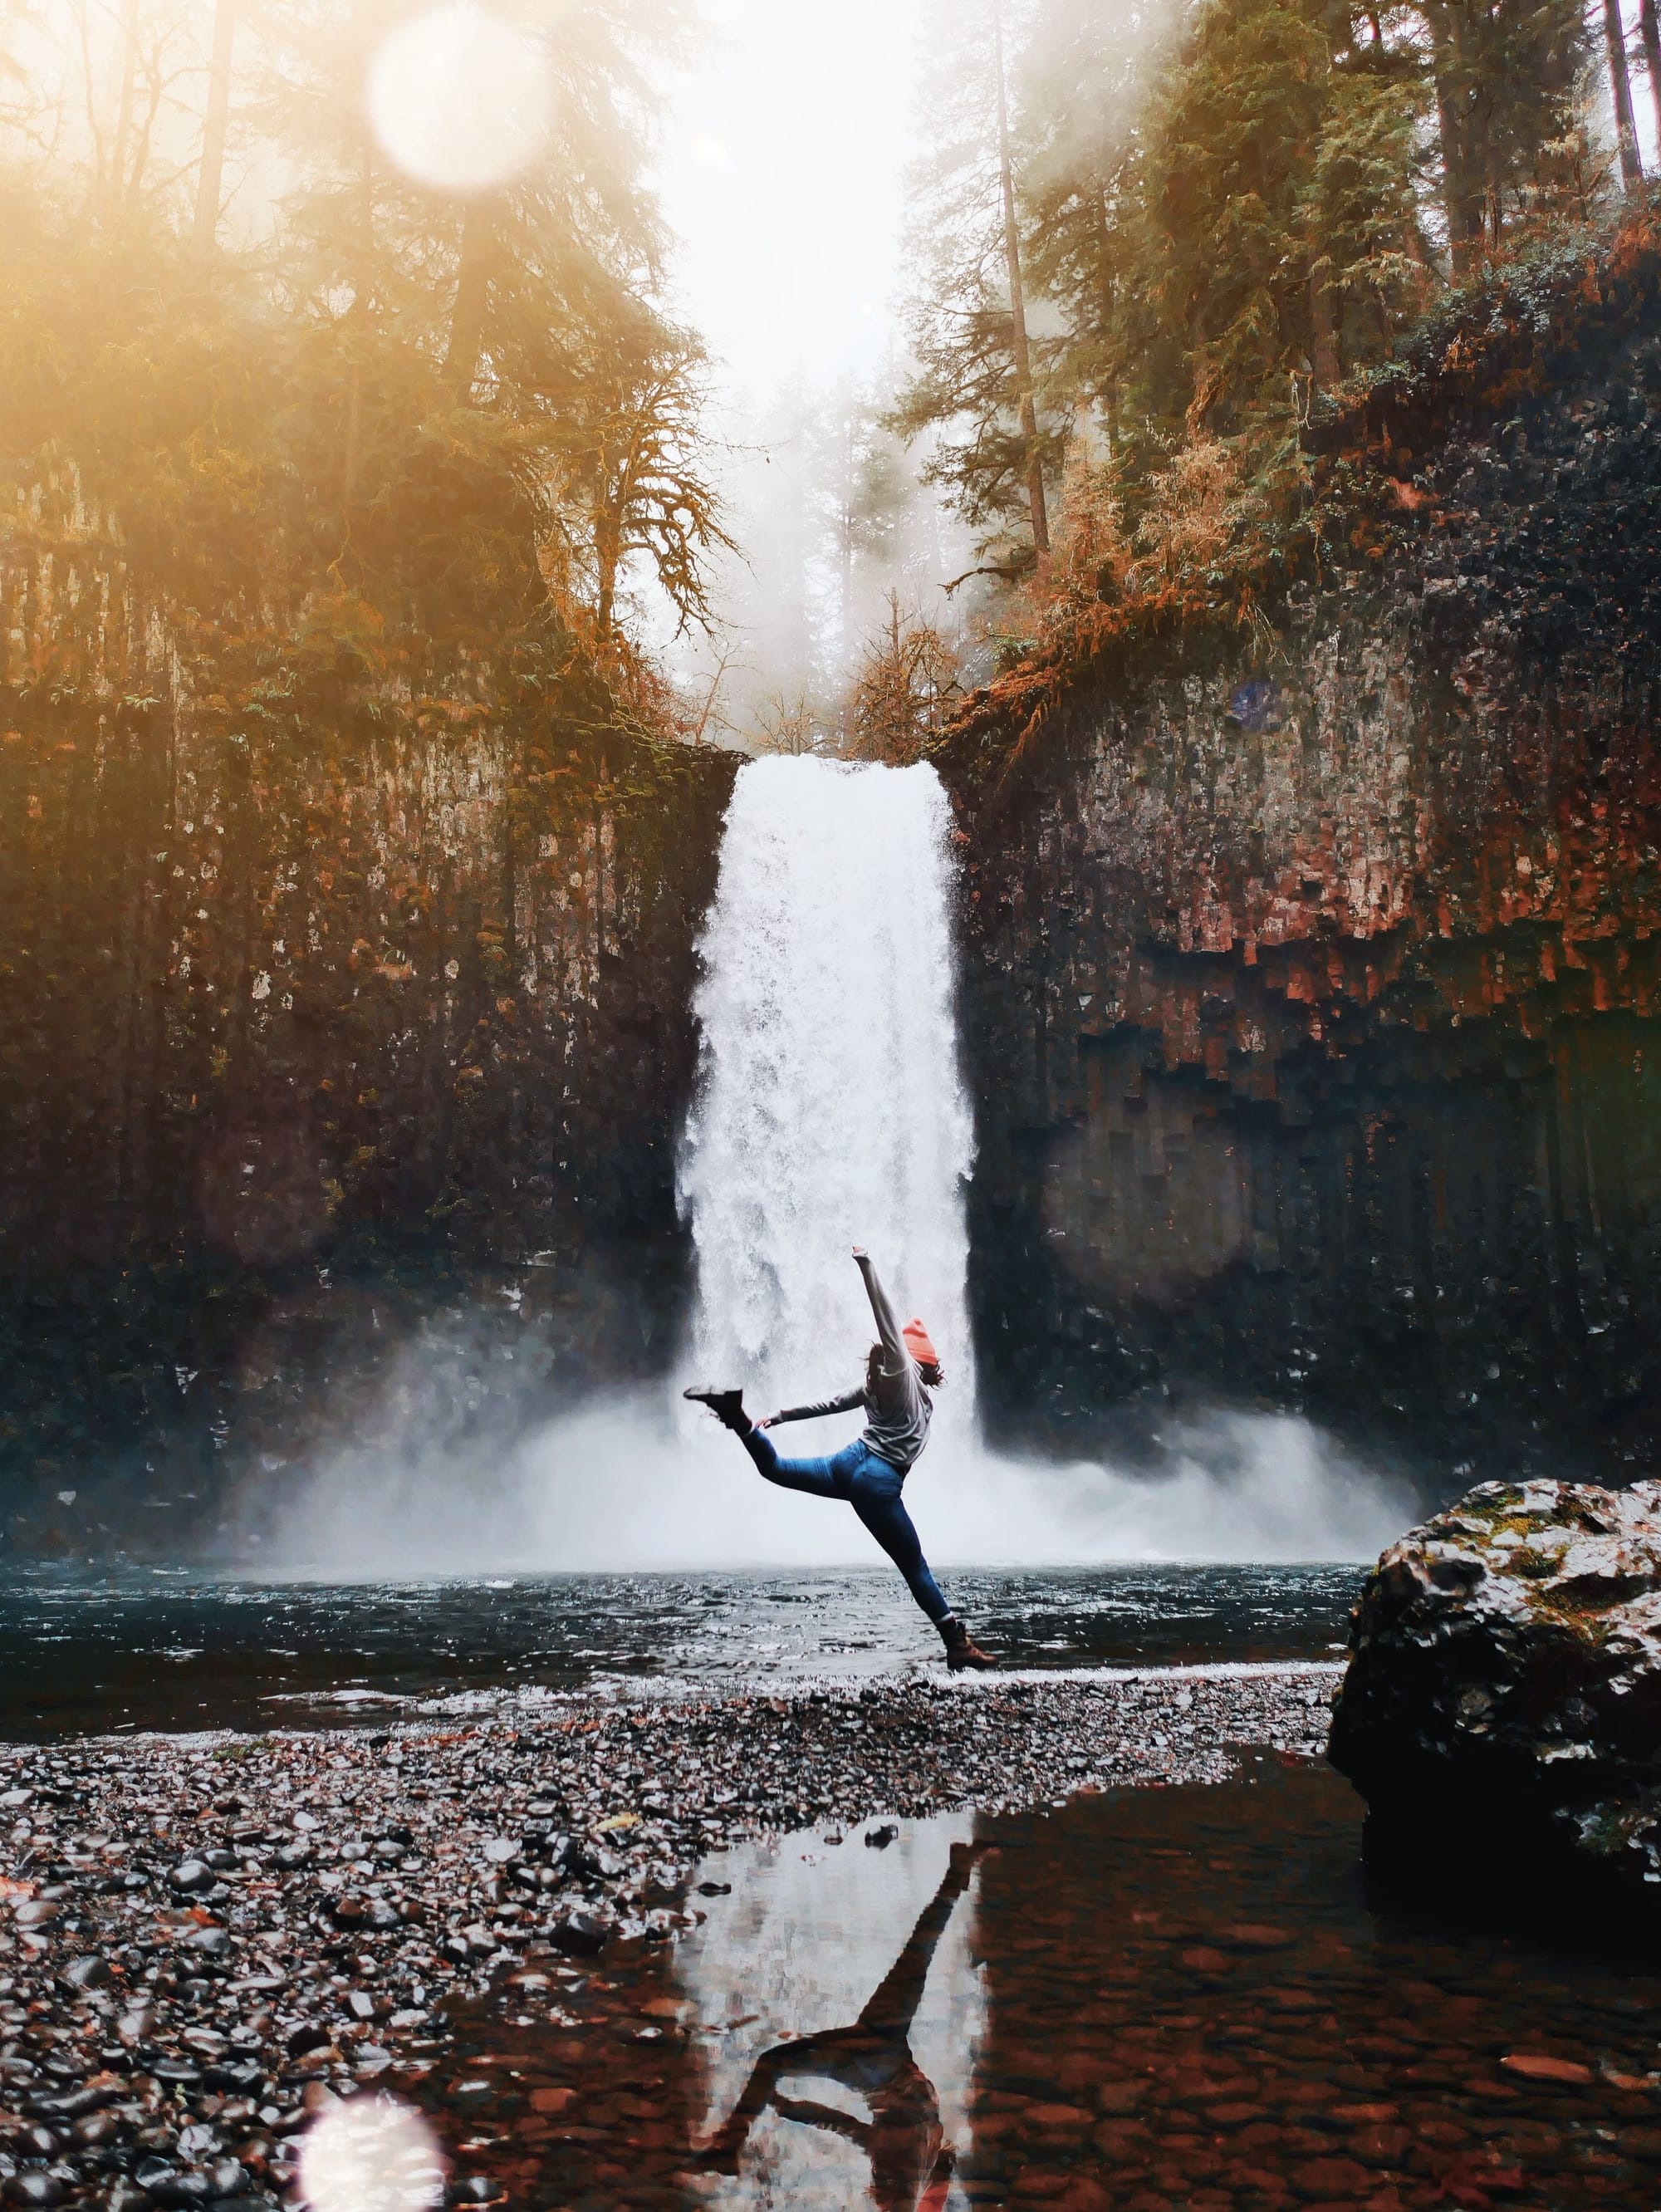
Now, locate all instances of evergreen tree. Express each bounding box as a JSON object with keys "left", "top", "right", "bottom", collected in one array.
[
  {"left": 1304, "top": 39, "right": 1434, "bottom": 377},
  {"left": 1415, "top": 0, "right": 1589, "bottom": 267},
  {"left": 889, "top": 0, "right": 1055, "bottom": 577},
  {"left": 1142, "top": 0, "right": 1335, "bottom": 438},
  {"left": 826, "top": 382, "right": 911, "bottom": 655},
  {"left": 820, "top": 376, "right": 952, "bottom": 688},
  {"left": 1600, "top": 0, "right": 1644, "bottom": 185},
  {"left": 192, "top": 0, "right": 236, "bottom": 255},
  {"left": 1641, "top": 0, "right": 1661, "bottom": 145},
  {"left": 1014, "top": 0, "right": 1182, "bottom": 438}
]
